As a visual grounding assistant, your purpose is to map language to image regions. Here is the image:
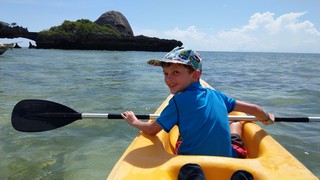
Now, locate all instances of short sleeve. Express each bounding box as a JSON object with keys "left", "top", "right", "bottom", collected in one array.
[
  {"left": 217, "top": 91, "right": 236, "bottom": 112},
  {"left": 156, "top": 98, "right": 179, "bottom": 132}
]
